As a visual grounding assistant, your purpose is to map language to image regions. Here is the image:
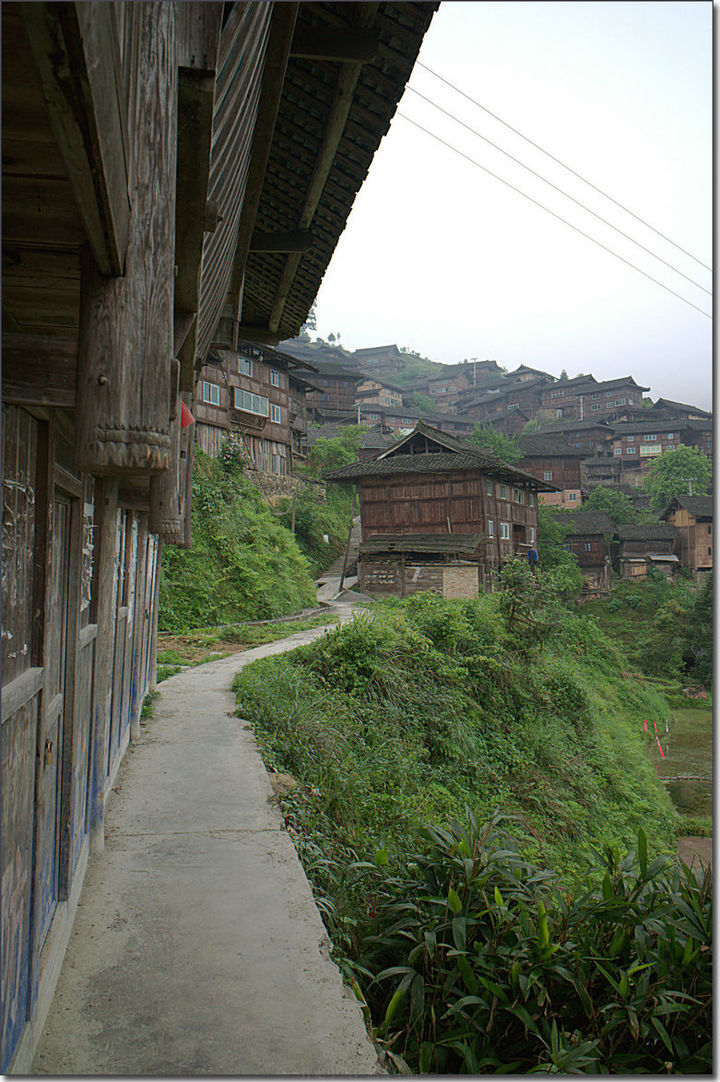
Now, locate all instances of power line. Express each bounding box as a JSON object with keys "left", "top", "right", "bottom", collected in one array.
[
  {"left": 406, "top": 85, "right": 711, "bottom": 297},
  {"left": 417, "top": 61, "right": 712, "bottom": 275},
  {"left": 397, "top": 112, "right": 712, "bottom": 319}
]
